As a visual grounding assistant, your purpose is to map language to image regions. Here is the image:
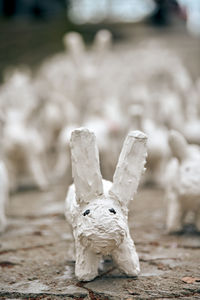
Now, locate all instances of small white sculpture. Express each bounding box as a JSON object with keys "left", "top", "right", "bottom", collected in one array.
[
  {"left": 0, "top": 161, "right": 9, "bottom": 233},
  {"left": 65, "top": 128, "right": 147, "bottom": 281},
  {"left": 93, "top": 29, "right": 112, "bottom": 58},
  {"left": 63, "top": 32, "right": 85, "bottom": 67},
  {"left": 3, "top": 110, "right": 48, "bottom": 192},
  {"left": 165, "top": 130, "right": 200, "bottom": 233},
  {"left": 0, "top": 113, "right": 9, "bottom": 232}
]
